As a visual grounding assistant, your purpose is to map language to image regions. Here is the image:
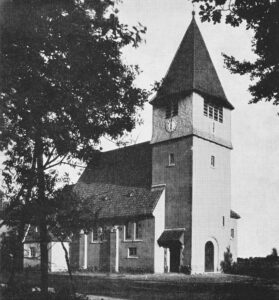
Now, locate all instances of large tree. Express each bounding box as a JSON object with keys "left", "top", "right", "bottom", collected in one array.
[
  {"left": 0, "top": 0, "right": 148, "bottom": 297},
  {"left": 192, "top": 0, "right": 279, "bottom": 106}
]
